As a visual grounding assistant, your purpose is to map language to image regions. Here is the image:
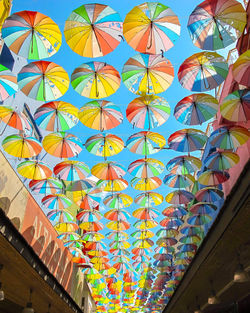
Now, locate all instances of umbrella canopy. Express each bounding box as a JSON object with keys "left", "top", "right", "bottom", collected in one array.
[
  {"left": 162, "top": 206, "right": 187, "bottom": 218},
  {"left": 190, "top": 202, "right": 217, "bottom": 215},
  {"left": 195, "top": 187, "right": 224, "bottom": 203},
  {"left": 131, "top": 177, "right": 162, "bottom": 191},
  {"left": 174, "top": 93, "right": 218, "bottom": 125},
  {"left": 97, "top": 178, "right": 128, "bottom": 192},
  {"left": 168, "top": 129, "right": 207, "bottom": 152},
  {"left": 29, "top": 177, "right": 64, "bottom": 195},
  {"left": 82, "top": 232, "right": 105, "bottom": 242},
  {"left": 103, "top": 193, "right": 133, "bottom": 209},
  {"left": 104, "top": 209, "right": 131, "bottom": 222},
  {"left": 66, "top": 179, "right": 96, "bottom": 192},
  {"left": 163, "top": 173, "right": 195, "bottom": 188},
  {"left": 204, "top": 150, "right": 240, "bottom": 171},
  {"left": 126, "top": 95, "right": 170, "bottom": 129},
  {"left": 178, "top": 51, "right": 228, "bottom": 91},
  {"left": 128, "top": 158, "right": 164, "bottom": 178},
  {"left": 53, "top": 160, "right": 90, "bottom": 181},
  {"left": 220, "top": 89, "right": 250, "bottom": 122},
  {"left": 134, "top": 219, "right": 158, "bottom": 230},
  {"left": 2, "top": 134, "right": 42, "bottom": 158},
  {"left": 0, "top": 106, "right": 31, "bottom": 132},
  {"left": 80, "top": 221, "right": 104, "bottom": 232},
  {"left": 107, "top": 231, "right": 129, "bottom": 241},
  {"left": 42, "top": 194, "right": 72, "bottom": 211},
  {"left": 187, "top": 0, "right": 246, "bottom": 50},
  {"left": 165, "top": 190, "right": 195, "bottom": 205},
  {"left": 166, "top": 155, "right": 202, "bottom": 175},
  {"left": 79, "top": 100, "right": 123, "bottom": 131},
  {"left": 180, "top": 226, "right": 201, "bottom": 236},
  {"left": 160, "top": 217, "right": 183, "bottom": 228},
  {"left": 17, "top": 160, "right": 52, "bottom": 180},
  {"left": 122, "top": 53, "right": 174, "bottom": 95},
  {"left": 43, "top": 131, "right": 82, "bottom": 158},
  {"left": 134, "top": 192, "right": 163, "bottom": 206},
  {"left": 0, "top": 64, "right": 18, "bottom": 101},
  {"left": 123, "top": 2, "right": 180, "bottom": 55},
  {"left": 71, "top": 61, "right": 121, "bottom": 99},
  {"left": 187, "top": 214, "right": 212, "bottom": 226},
  {"left": 72, "top": 189, "right": 101, "bottom": 210},
  {"left": 54, "top": 222, "right": 78, "bottom": 233},
  {"left": 232, "top": 50, "right": 250, "bottom": 87},
  {"left": 198, "top": 170, "right": 230, "bottom": 186},
  {"left": 17, "top": 61, "right": 69, "bottom": 101},
  {"left": 133, "top": 207, "right": 159, "bottom": 220},
  {"left": 2, "top": 10, "right": 62, "bottom": 59},
  {"left": 64, "top": 3, "right": 122, "bottom": 58},
  {"left": 47, "top": 209, "right": 74, "bottom": 223},
  {"left": 131, "top": 230, "right": 154, "bottom": 240},
  {"left": 76, "top": 210, "right": 102, "bottom": 223},
  {"left": 91, "top": 161, "right": 126, "bottom": 180},
  {"left": 106, "top": 220, "right": 130, "bottom": 231}
]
